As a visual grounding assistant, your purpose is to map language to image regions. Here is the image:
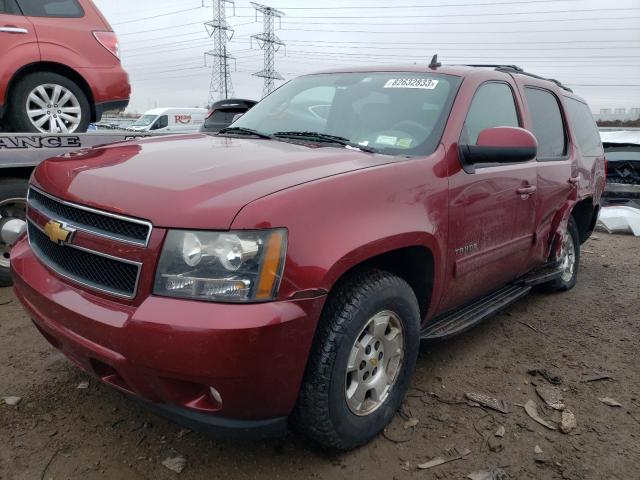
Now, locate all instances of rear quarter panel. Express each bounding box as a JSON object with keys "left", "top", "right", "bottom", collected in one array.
[
  {"left": 231, "top": 147, "right": 450, "bottom": 324},
  {"left": 27, "top": 0, "right": 117, "bottom": 69}
]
